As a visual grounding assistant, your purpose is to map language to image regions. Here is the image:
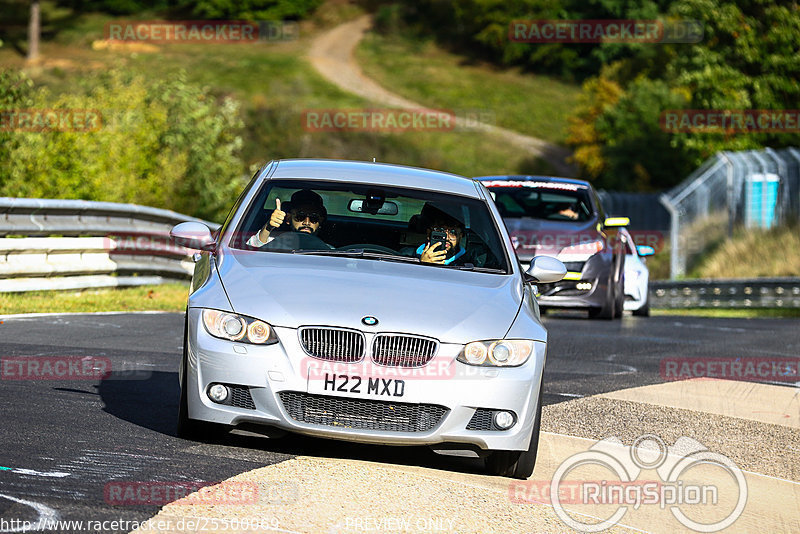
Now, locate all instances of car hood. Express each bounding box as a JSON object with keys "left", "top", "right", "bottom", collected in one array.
[
  {"left": 215, "top": 250, "right": 524, "bottom": 343},
  {"left": 503, "top": 218, "right": 602, "bottom": 259}
]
